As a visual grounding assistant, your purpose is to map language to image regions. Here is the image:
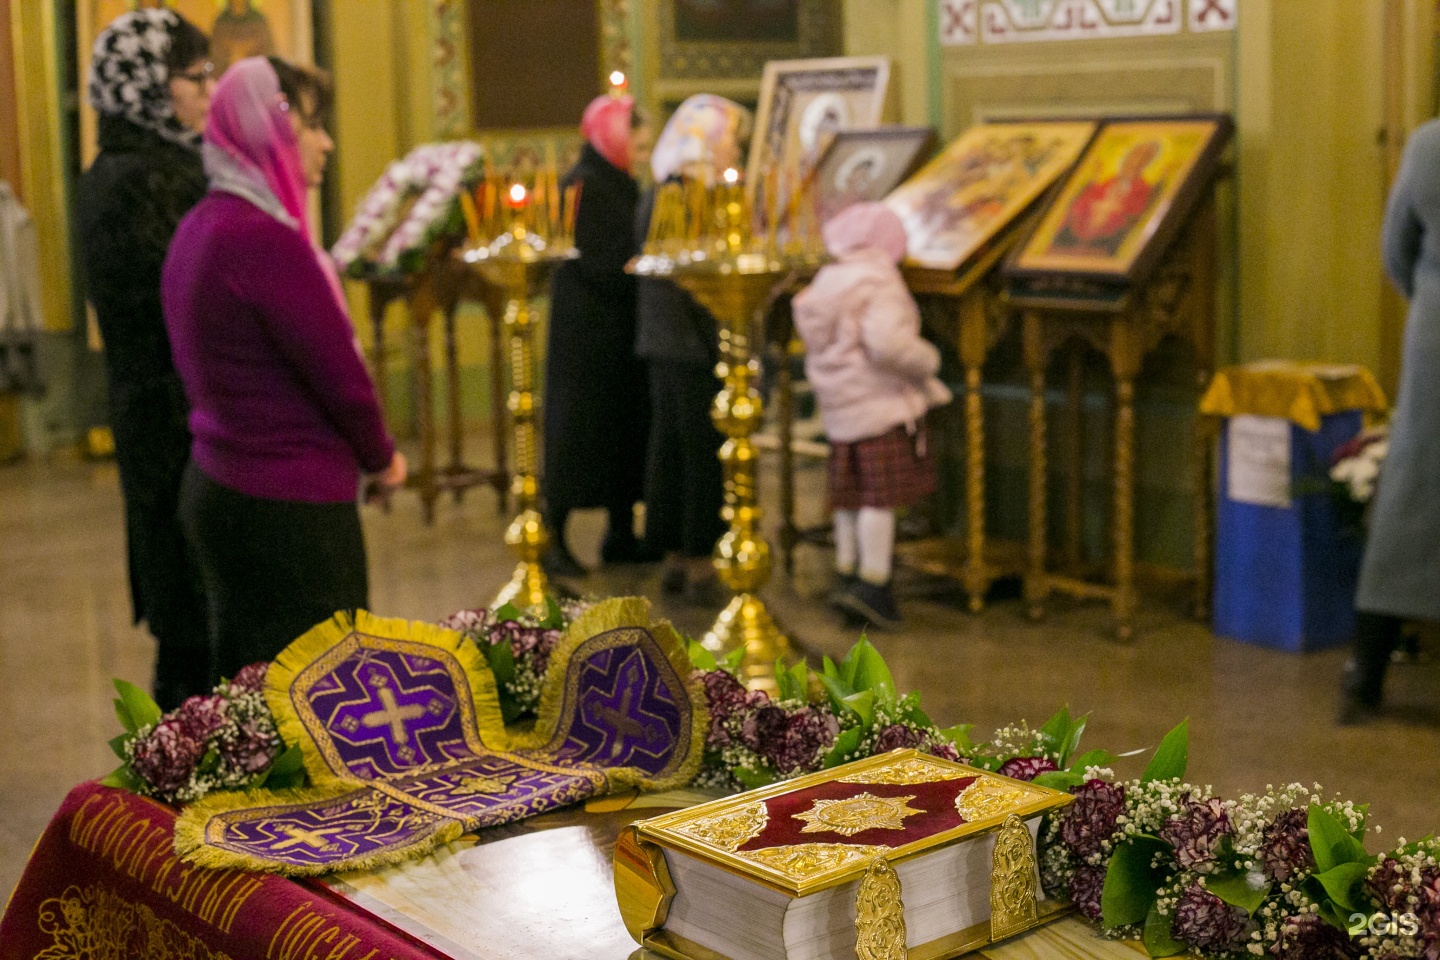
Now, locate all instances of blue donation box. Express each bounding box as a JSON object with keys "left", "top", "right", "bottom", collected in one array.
[{"left": 1200, "top": 363, "right": 1388, "bottom": 652}]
